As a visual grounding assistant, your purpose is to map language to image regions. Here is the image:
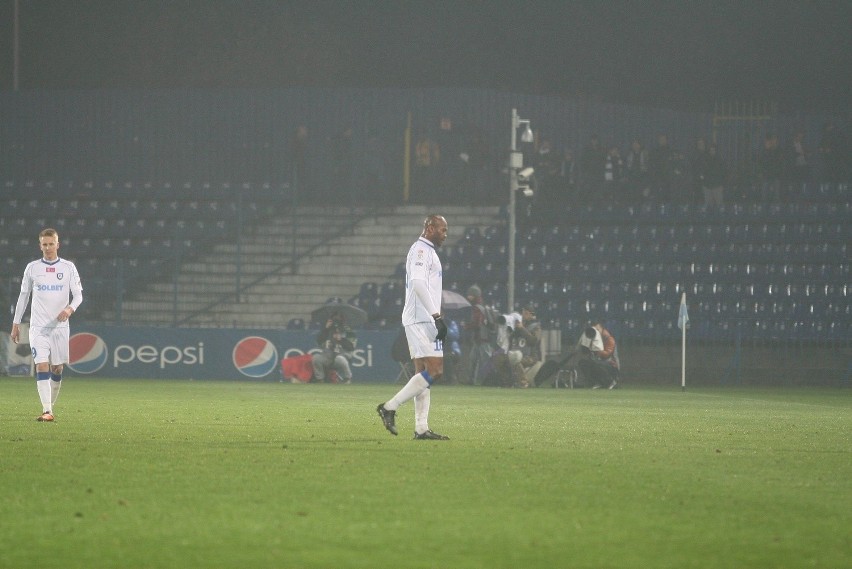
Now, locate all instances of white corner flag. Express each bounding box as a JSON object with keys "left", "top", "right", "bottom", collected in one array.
[
  {"left": 677, "top": 293, "right": 689, "bottom": 330},
  {"left": 678, "top": 293, "right": 688, "bottom": 391}
]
